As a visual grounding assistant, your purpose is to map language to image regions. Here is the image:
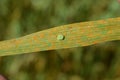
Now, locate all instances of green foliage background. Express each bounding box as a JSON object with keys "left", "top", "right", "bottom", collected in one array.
[{"left": 0, "top": 0, "right": 120, "bottom": 80}]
